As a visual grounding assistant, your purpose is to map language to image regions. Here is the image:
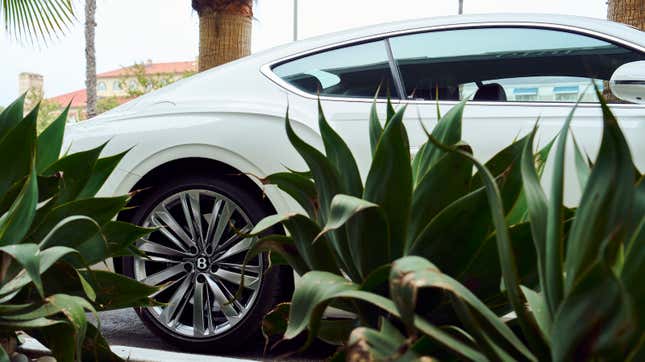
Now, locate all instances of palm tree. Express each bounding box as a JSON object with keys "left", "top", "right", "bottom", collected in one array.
[
  {"left": 85, "top": 0, "right": 96, "bottom": 118},
  {"left": 1, "top": 0, "right": 99, "bottom": 119},
  {"left": 192, "top": 0, "right": 254, "bottom": 72},
  {"left": 607, "top": 0, "right": 644, "bottom": 31},
  {"left": 605, "top": 0, "right": 643, "bottom": 100}
]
